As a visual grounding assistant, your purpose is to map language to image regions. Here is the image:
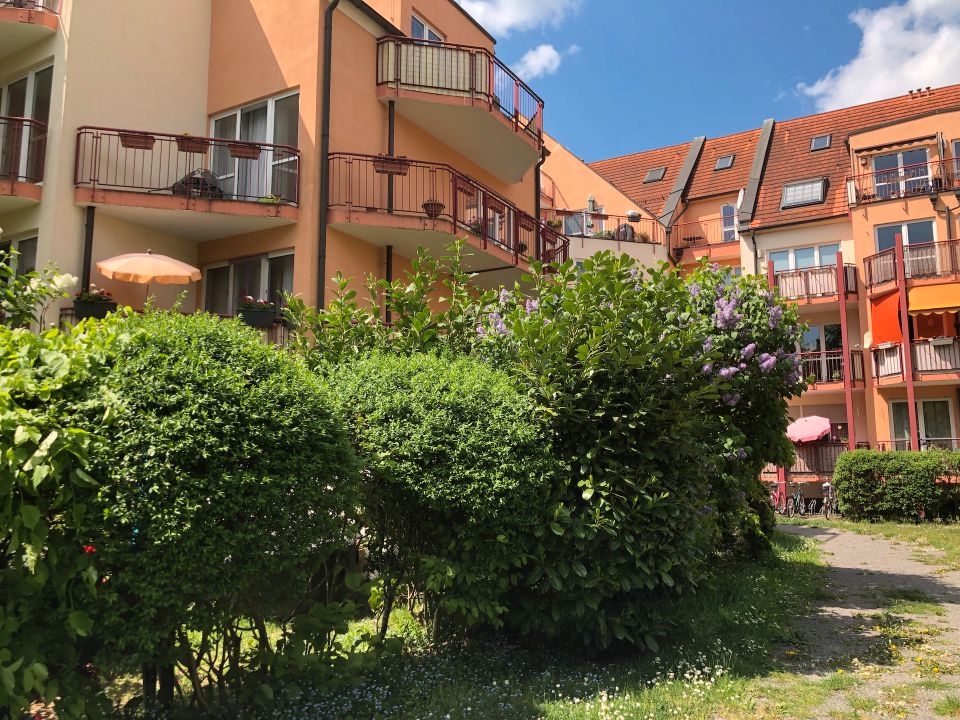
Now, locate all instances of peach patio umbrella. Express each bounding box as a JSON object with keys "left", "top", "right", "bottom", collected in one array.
[{"left": 96, "top": 249, "right": 201, "bottom": 307}]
